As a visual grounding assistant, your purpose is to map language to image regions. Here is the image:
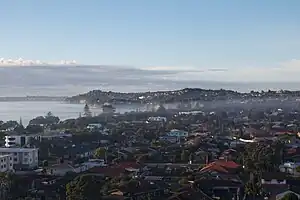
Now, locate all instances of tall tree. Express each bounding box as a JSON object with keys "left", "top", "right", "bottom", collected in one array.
[
  {"left": 181, "top": 150, "right": 189, "bottom": 162},
  {"left": 83, "top": 104, "right": 92, "bottom": 117},
  {"left": 66, "top": 174, "right": 104, "bottom": 200},
  {"left": 94, "top": 147, "right": 106, "bottom": 159}
]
